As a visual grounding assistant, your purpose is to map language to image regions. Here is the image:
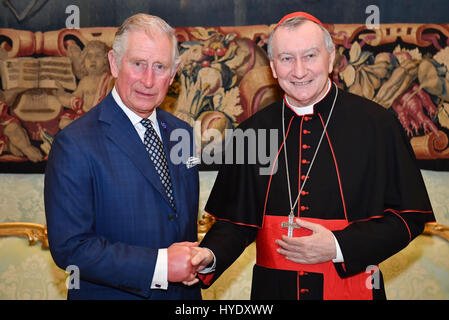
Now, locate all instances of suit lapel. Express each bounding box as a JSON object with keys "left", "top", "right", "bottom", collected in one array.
[{"left": 98, "top": 95, "right": 171, "bottom": 206}]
